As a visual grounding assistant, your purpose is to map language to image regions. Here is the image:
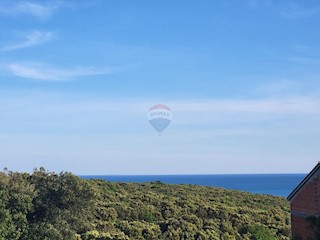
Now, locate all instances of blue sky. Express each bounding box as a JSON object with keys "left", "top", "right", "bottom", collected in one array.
[{"left": 1, "top": 0, "right": 320, "bottom": 174}]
